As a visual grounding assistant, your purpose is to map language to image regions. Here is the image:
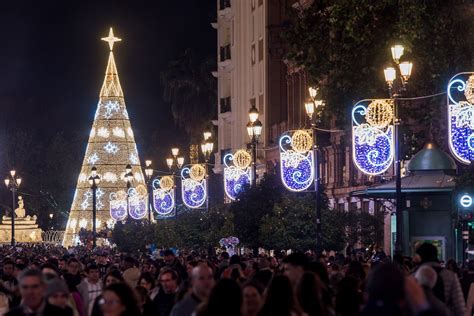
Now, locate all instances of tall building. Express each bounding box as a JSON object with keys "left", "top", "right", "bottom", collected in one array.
[
  {"left": 63, "top": 29, "right": 145, "bottom": 247},
  {"left": 213, "top": 0, "right": 289, "bottom": 177}
]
